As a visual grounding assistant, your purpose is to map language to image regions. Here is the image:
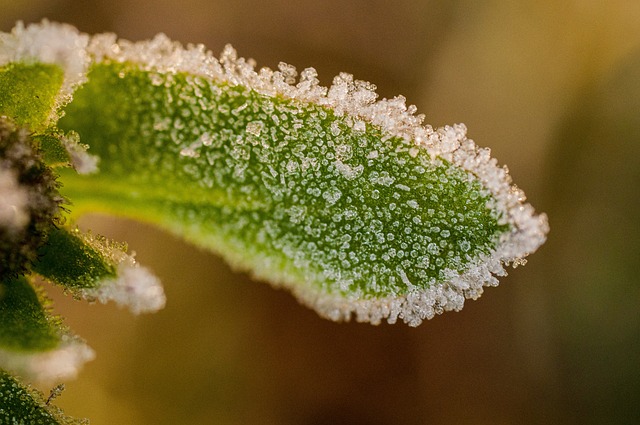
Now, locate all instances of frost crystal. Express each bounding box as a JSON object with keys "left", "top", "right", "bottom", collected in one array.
[
  {"left": 0, "top": 168, "right": 28, "bottom": 231},
  {"left": 72, "top": 230, "right": 166, "bottom": 314},
  {"left": 61, "top": 132, "right": 99, "bottom": 174},
  {"left": 0, "top": 21, "right": 89, "bottom": 114},
  {"left": 81, "top": 264, "right": 166, "bottom": 314},
  {"left": 0, "top": 337, "right": 95, "bottom": 383}
]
